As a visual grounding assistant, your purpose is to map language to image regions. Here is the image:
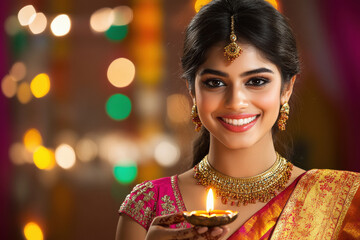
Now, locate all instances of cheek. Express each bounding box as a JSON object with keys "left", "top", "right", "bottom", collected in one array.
[{"left": 253, "top": 88, "right": 281, "bottom": 115}]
